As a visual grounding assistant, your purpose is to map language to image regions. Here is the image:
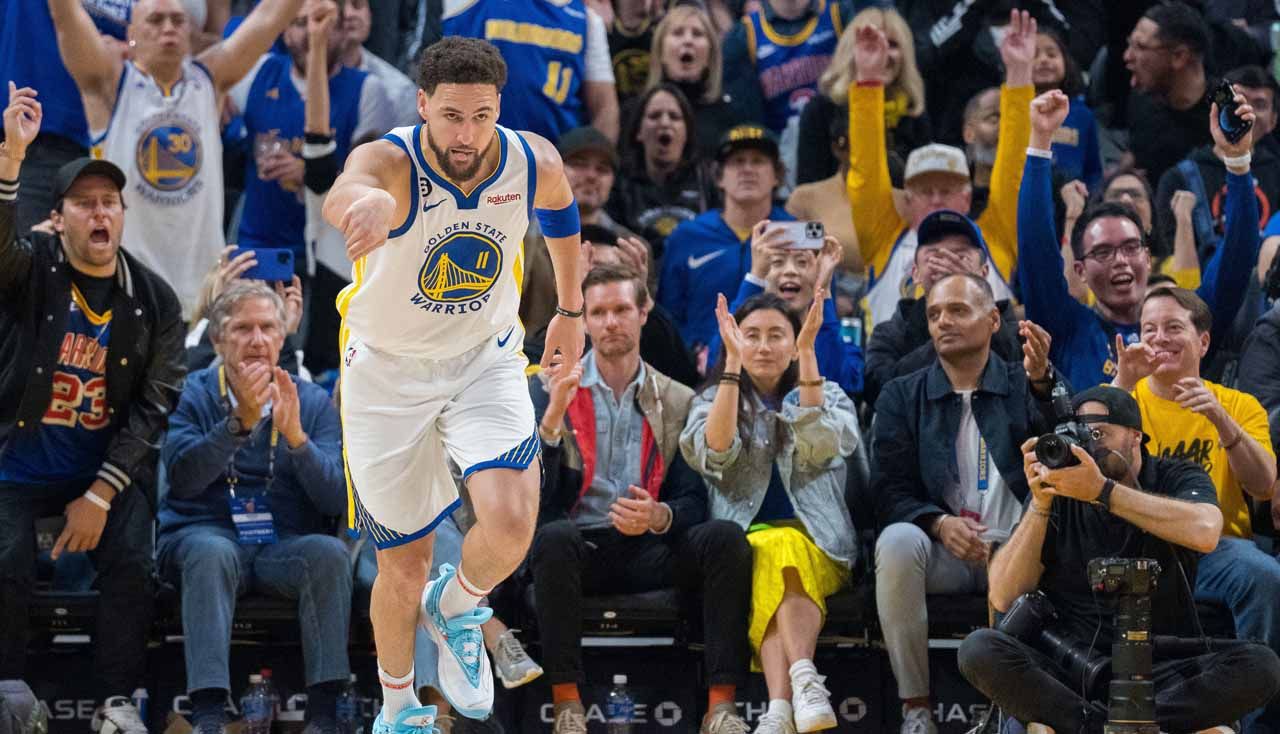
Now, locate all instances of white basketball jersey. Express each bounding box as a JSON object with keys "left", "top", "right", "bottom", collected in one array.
[
  {"left": 92, "top": 60, "right": 225, "bottom": 320},
  {"left": 339, "top": 124, "right": 534, "bottom": 360},
  {"left": 865, "top": 229, "right": 1015, "bottom": 328}
]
